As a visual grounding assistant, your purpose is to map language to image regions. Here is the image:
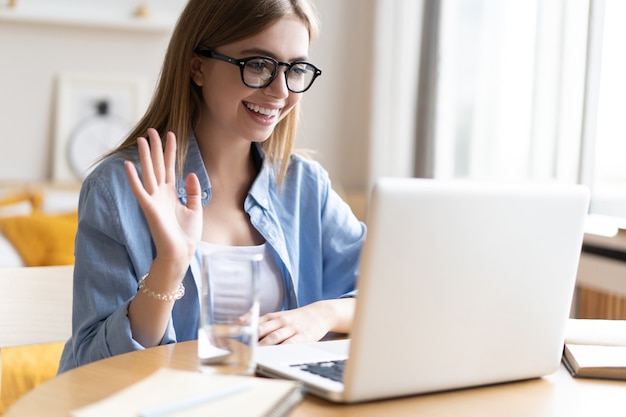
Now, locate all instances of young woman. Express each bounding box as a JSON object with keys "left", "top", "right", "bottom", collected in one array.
[{"left": 58, "top": 0, "right": 365, "bottom": 373}]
